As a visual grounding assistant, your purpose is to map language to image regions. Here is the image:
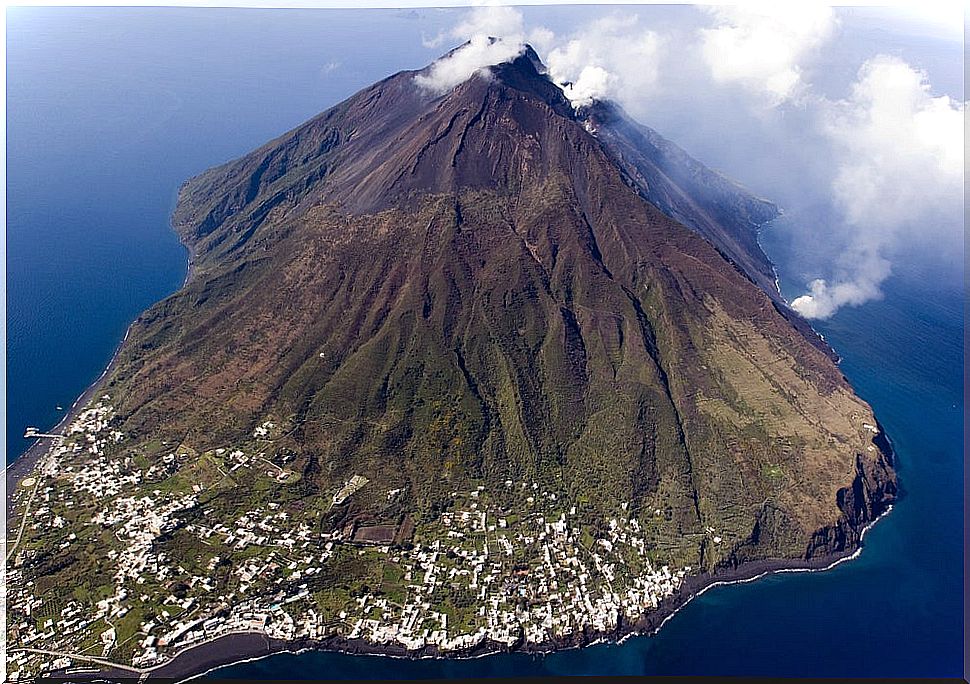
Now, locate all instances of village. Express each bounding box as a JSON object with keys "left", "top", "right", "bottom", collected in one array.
[{"left": 5, "top": 399, "right": 692, "bottom": 680}]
